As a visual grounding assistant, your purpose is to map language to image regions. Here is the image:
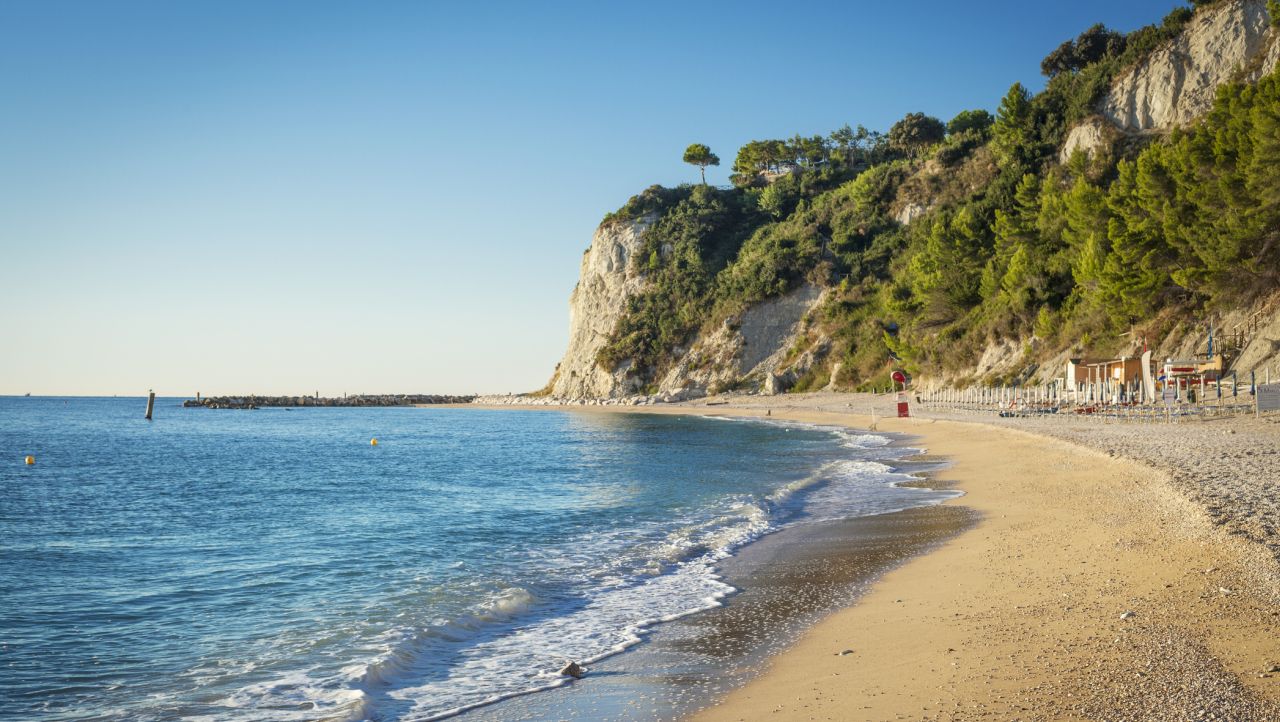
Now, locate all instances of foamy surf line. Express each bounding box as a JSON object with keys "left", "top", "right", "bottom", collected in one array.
[
  {"left": 400, "top": 418, "right": 960, "bottom": 721},
  {"left": 218, "top": 415, "right": 958, "bottom": 722},
  {"left": 704, "top": 414, "right": 894, "bottom": 448},
  {"left": 415, "top": 576, "right": 737, "bottom": 722}
]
